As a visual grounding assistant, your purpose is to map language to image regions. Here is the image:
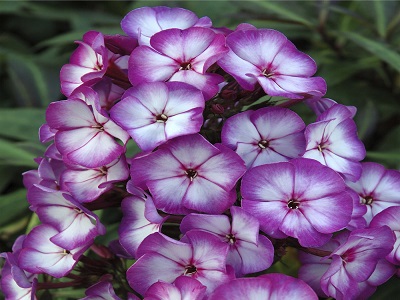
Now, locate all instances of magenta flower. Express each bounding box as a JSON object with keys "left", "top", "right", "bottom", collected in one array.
[
  {"left": 221, "top": 107, "right": 305, "bottom": 168},
  {"left": 126, "top": 231, "right": 233, "bottom": 296},
  {"left": 370, "top": 206, "right": 400, "bottom": 265},
  {"left": 18, "top": 224, "right": 89, "bottom": 278},
  {"left": 82, "top": 279, "right": 122, "bottom": 300},
  {"left": 304, "top": 96, "right": 357, "bottom": 117},
  {"left": 110, "top": 82, "right": 205, "bottom": 151},
  {"left": 46, "top": 97, "right": 129, "bottom": 168},
  {"left": 320, "top": 227, "right": 395, "bottom": 300},
  {"left": 181, "top": 206, "right": 274, "bottom": 276},
  {"left": 208, "top": 273, "right": 318, "bottom": 300},
  {"left": 60, "top": 31, "right": 108, "bottom": 97},
  {"left": 130, "top": 134, "right": 246, "bottom": 214},
  {"left": 60, "top": 31, "right": 135, "bottom": 97},
  {"left": 128, "top": 27, "right": 228, "bottom": 99},
  {"left": 299, "top": 228, "right": 396, "bottom": 299},
  {"left": 241, "top": 158, "right": 353, "bottom": 247},
  {"left": 144, "top": 276, "right": 206, "bottom": 300},
  {"left": 121, "top": 6, "right": 212, "bottom": 46},
  {"left": 218, "top": 29, "right": 326, "bottom": 99},
  {"left": 0, "top": 236, "right": 38, "bottom": 300},
  {"left": 60, "top": 155, "right": 129, "bottom": 202},
  {"left": 119, "top": 187, "right": 168, "bottom": 258},
  {"left": 346, "top": 162, "right": 400, "bottom": 224},
  {"left": 27, "top": 184, "right": 105, "bottom": 249},
  {"left": 303, "top": 104, "right": 366, "bottom": 182}
]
